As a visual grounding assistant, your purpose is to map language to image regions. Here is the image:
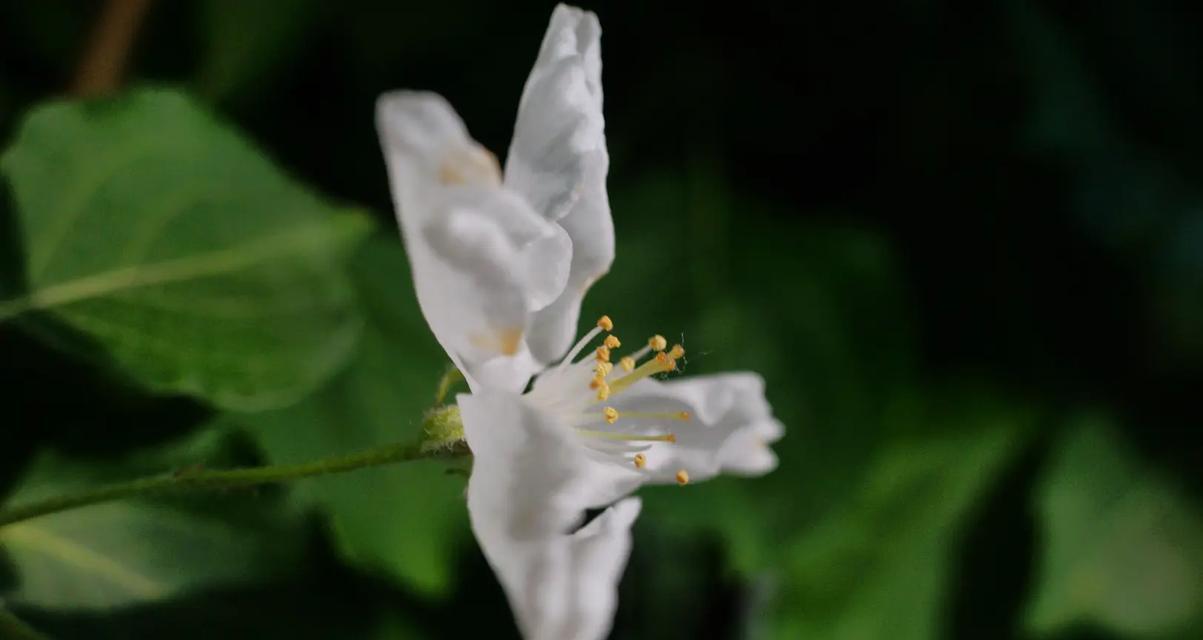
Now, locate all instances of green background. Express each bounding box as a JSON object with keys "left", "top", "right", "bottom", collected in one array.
[{"left": 1, "top": 1, "right": 1201, "bottom": 638}]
